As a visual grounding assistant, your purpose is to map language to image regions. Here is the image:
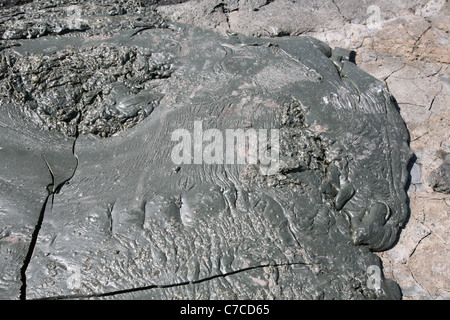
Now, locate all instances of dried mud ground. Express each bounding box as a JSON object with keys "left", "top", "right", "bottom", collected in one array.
[{"left": 3, "top": 0, "right": 449, "bottom": 299}]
